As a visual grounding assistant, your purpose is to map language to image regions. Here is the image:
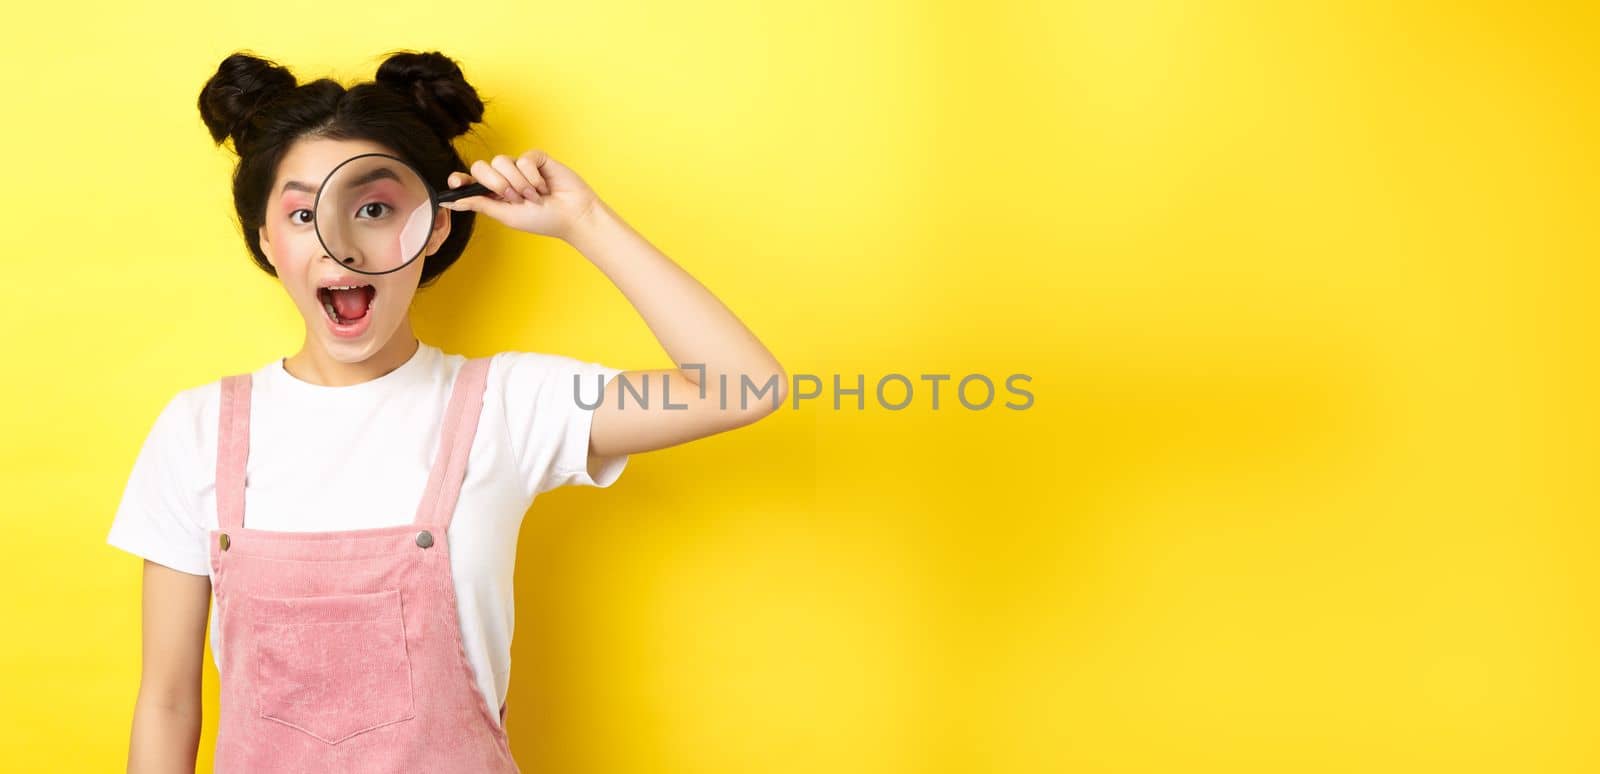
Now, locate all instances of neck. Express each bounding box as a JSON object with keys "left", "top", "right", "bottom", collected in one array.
[{"left": 283, "top": 322, "right": 421, "bottom": 387}]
